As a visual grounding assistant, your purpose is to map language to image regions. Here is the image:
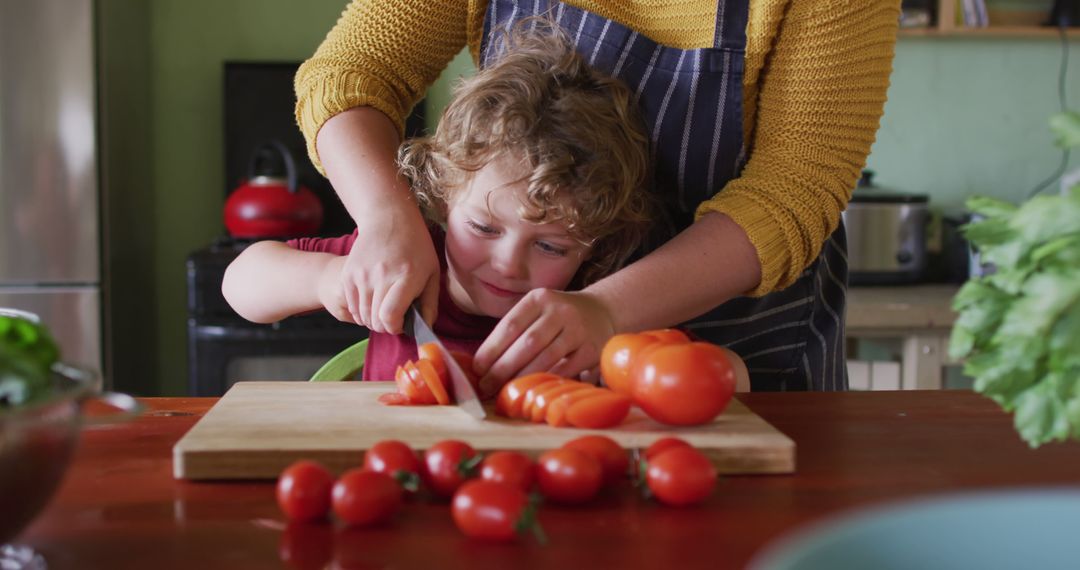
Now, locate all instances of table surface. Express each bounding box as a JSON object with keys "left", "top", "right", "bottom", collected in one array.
[{"left": 18, "top": 390, "right": 1080, "bottom": 570}]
